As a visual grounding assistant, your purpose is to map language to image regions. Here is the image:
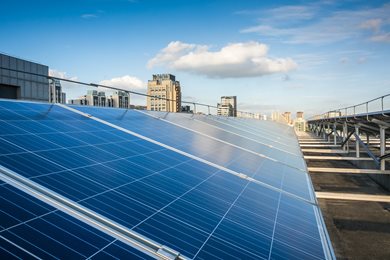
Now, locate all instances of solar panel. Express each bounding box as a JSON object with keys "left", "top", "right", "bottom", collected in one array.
[
  {"left": 77, "top": 107, "right": 304, "bottom": 167},
  {"left": 71, "top": 106, "right": 312, "bottom": 201},
  {"left": 145, "top": 110, "right": 302, "bottom": 158},
  {"left": 0, "top": 99, "right": 334, "bottom": 259},
  {"left": 0, "top": 183, "right": 154, "bottom": 259}
]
